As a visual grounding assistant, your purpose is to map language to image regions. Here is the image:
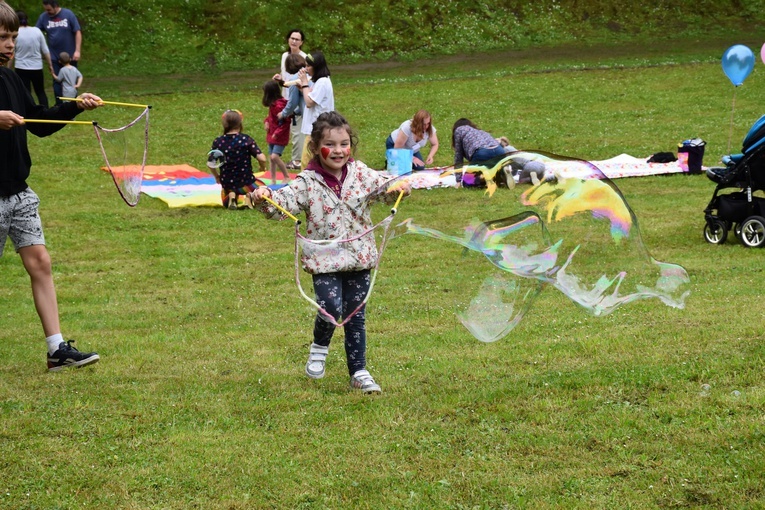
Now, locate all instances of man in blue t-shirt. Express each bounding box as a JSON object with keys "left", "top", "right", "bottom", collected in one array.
[{"left": 35, "top": 0, "right": 81, "bottom": 105}]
